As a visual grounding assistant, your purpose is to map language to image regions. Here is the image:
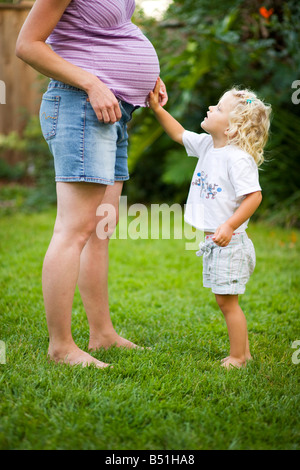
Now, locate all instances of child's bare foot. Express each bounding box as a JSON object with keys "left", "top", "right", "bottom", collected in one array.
[
  {"left": 221, "top": 356, "right": 230, "bottom": 363},
  {"left": 221, "top": 356, "right": 246, "bottom": 369},
  {"left": 48, "top": 345, "right": 111, "bottom": 368},
  {"left": 221, "top": 355, "right": 252, "bottom": 363},
  {"left": 89, "top": 332, "right": 146, "bottom": 351}
]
